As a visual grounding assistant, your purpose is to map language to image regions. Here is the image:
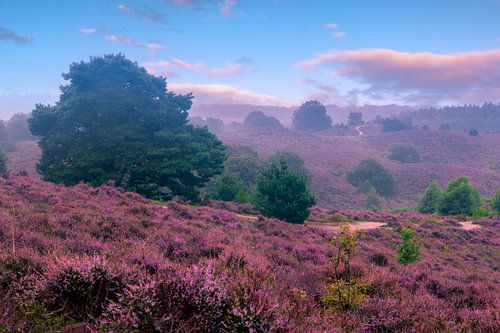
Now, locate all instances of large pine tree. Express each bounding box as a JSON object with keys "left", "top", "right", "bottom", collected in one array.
[{"left": 29, "top": 54, "right": 225, "bottom": 201}]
